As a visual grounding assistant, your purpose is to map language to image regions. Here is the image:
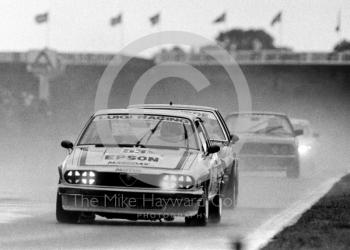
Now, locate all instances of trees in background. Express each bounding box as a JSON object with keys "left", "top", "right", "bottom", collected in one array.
[
  {"left": 333, "top": 40, "right": 350, "bottom": 52},
  {"left": 216, "top": 29, "right": 276, "bottom": 51}
]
